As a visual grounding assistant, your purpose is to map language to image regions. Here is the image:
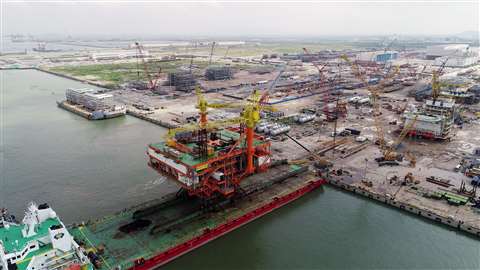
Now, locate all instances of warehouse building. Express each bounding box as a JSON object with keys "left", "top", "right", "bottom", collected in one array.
[
  {"left": 357, "top": 51, "right": 398, "bottom": 63},
  {"left": 427, "top": 44, "right": 478, "bottom": 67}
]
